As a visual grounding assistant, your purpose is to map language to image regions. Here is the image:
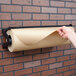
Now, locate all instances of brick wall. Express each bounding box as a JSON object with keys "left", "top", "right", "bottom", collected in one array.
[{"left": 0, "top": 0, "right": 76, "bottom": 76}]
